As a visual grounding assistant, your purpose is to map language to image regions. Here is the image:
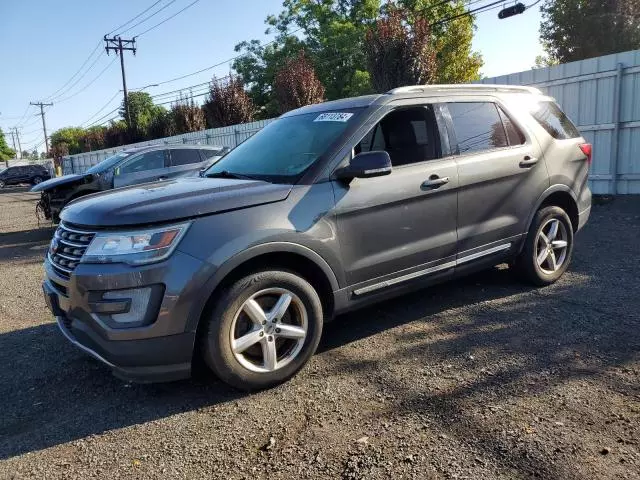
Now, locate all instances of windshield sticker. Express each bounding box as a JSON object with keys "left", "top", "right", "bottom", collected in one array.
[{"left": 314, "top": 112, "right": 353, "bottom": 122}]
